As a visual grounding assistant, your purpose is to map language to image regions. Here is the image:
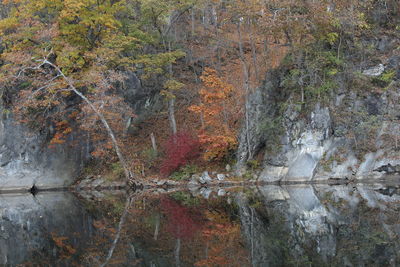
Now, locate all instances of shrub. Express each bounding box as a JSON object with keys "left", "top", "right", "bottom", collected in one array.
[
  {"left": 246, "top": 159, "right": 260, "bottom": 170},
  {"left": 110, "top": 162, "right": 125, "bottom": 178},
  {"left": 198, "top": 133, "right": 237, "bottom": 161},
  {"left": 170, "top": 164, "right": 198, "bottom": 181},
  {"left": 160, "top": 132, "right": 200, "bottom": 176},
  {"left": 372, "top": 70, "right": 396, "bottom": 87}
]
